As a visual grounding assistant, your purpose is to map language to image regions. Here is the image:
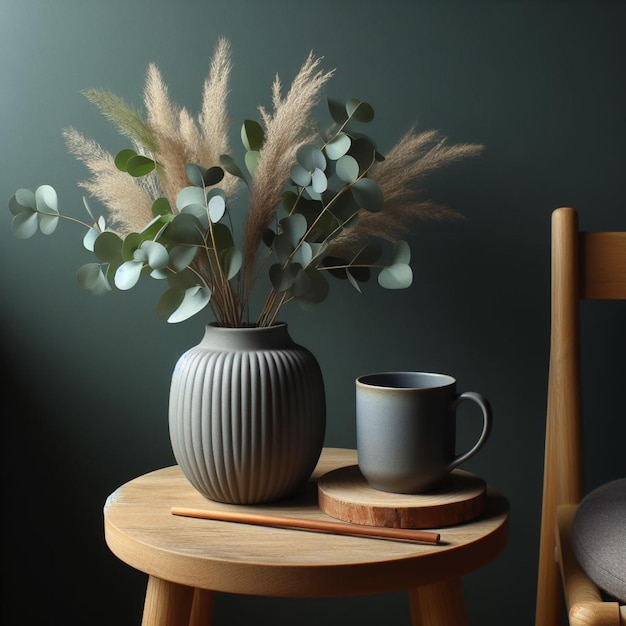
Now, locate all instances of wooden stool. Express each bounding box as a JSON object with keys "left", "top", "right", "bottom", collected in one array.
[{"left": 104, "top": 448, "right": 509, "bottom": 625}]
